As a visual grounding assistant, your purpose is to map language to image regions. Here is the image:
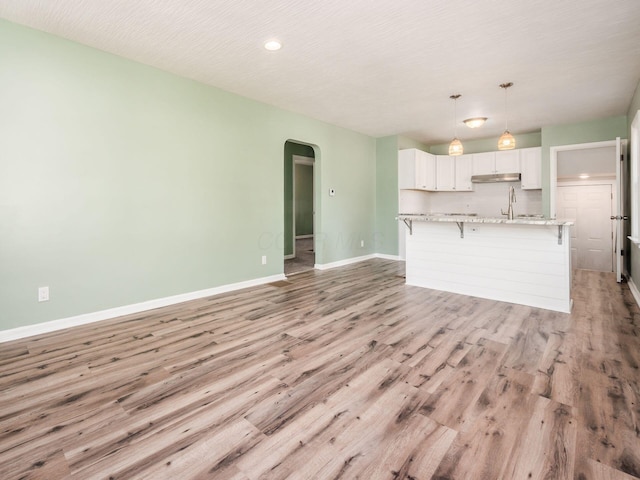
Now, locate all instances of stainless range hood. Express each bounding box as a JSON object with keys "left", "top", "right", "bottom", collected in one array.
[{"left": 471, "top": 172, "right": 521, "bottom": 183}]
